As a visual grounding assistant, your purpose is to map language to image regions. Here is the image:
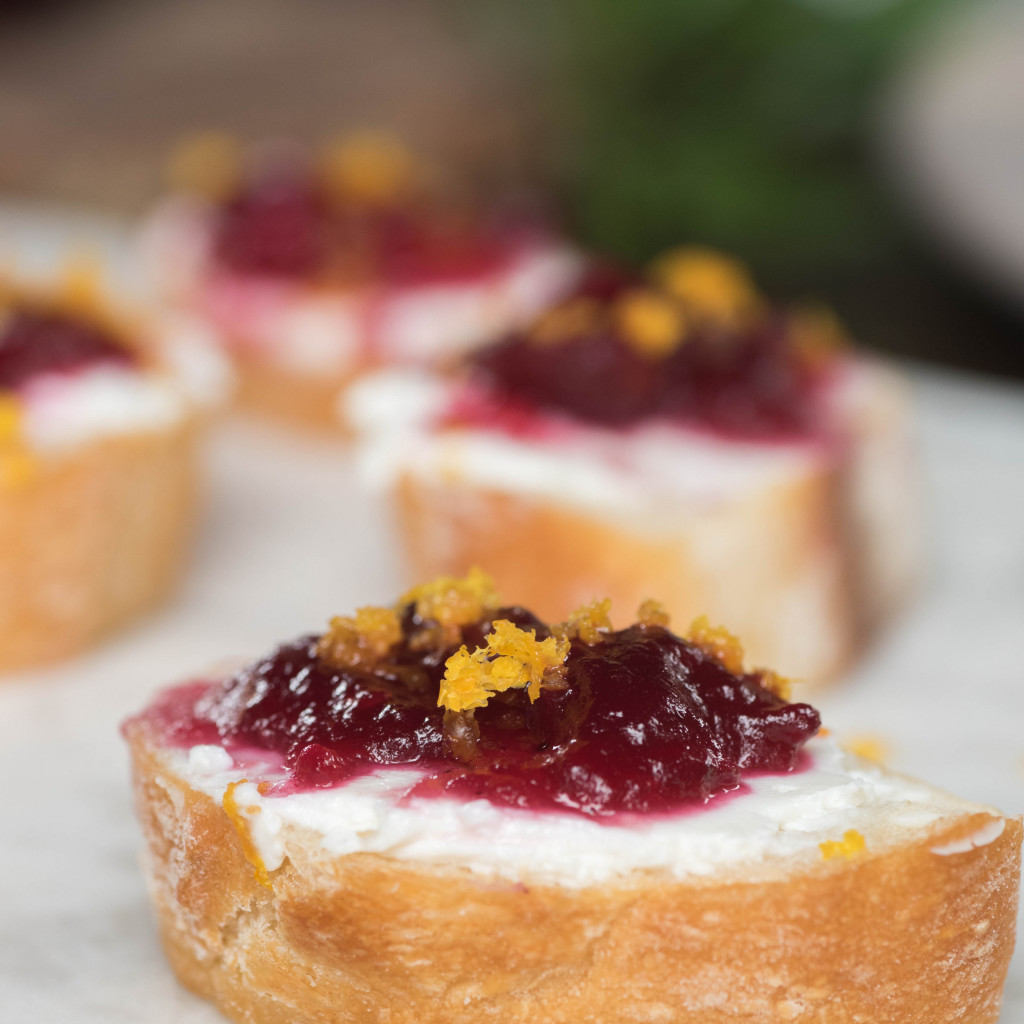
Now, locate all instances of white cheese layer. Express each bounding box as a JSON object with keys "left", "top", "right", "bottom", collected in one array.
[
  {"left": 169, "top": 737, "right": 989, "bottom": 888},
  {"left": 16, "top": 314, "right": 231, "bottom": 454},
  {"left": 143, "top": 198, "right": 582, "bottom": 375},
  {"left": 346, "top": 368, "right": 827, "bottom": 515}
]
